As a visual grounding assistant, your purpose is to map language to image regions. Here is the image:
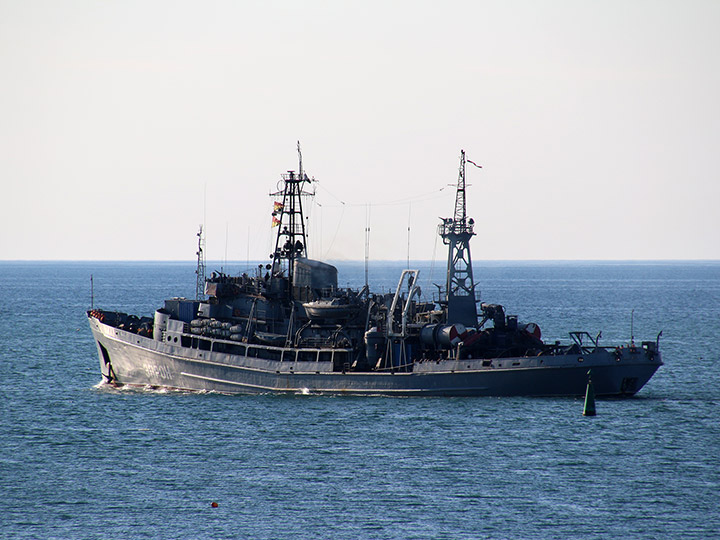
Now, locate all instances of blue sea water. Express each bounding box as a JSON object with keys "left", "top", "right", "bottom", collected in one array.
[{"left": 1, "top": 260, "right": 719, "bottom": 539}]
